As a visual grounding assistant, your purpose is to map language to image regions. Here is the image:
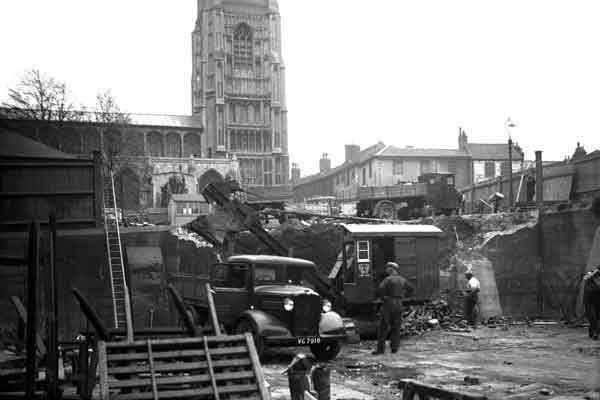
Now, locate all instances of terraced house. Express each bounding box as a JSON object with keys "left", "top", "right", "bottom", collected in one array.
[{"left": 293, "top": 130, "right": 524, "bottom": 203}]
